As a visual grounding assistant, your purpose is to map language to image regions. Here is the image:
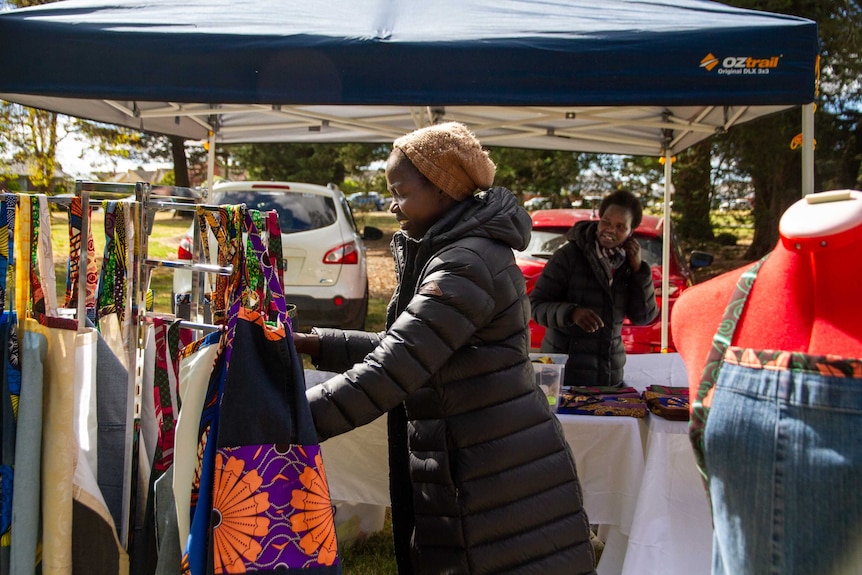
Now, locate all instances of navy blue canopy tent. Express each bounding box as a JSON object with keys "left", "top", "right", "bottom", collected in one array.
[
  {"left": 0, "top": 0, "right": 819, "bottom": 349},
  {"left": 0, "top": 0, "right": 818, "bottom": 155}
]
